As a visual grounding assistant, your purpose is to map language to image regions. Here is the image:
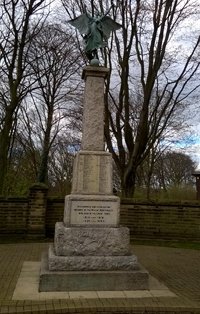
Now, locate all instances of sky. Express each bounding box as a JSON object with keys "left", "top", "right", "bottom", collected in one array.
[
  {"left": 165, "top": 99, "right": 200, "bottom": 169},
  {"left": 180, "top": 125, "right": 200, "bottom": 170},
  {"left": 51, "top": 0, "right": 200, "bottom": 169}
]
